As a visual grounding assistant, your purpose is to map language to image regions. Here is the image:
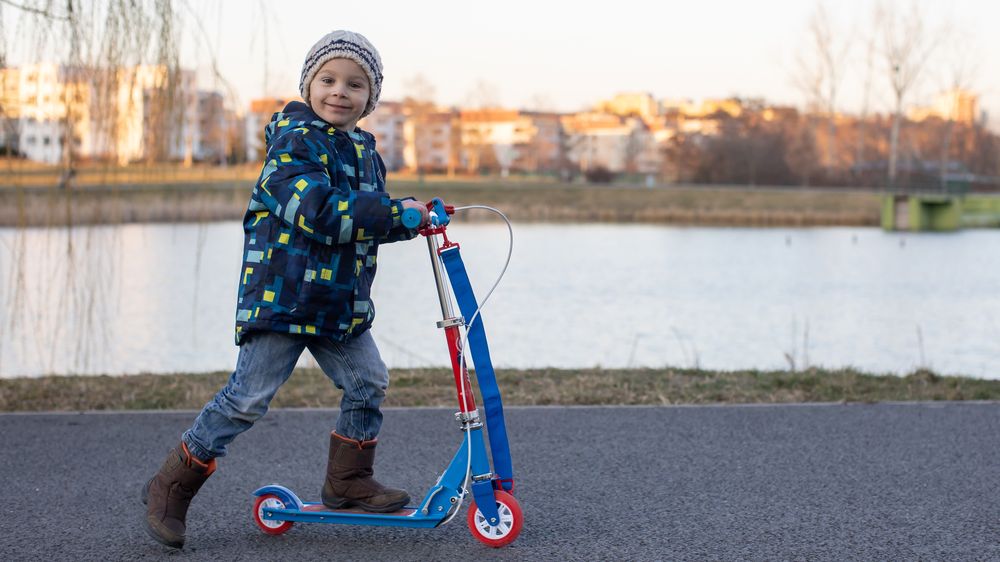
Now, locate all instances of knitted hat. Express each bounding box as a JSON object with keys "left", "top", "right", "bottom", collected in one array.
[{"left": 299, "top": 30, "right": 383, "bottom": 118}]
